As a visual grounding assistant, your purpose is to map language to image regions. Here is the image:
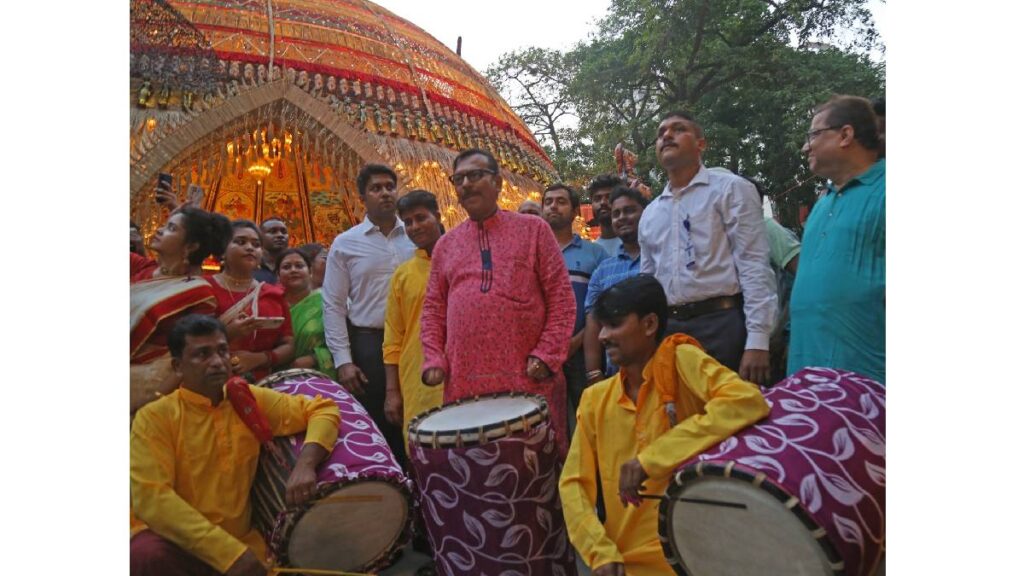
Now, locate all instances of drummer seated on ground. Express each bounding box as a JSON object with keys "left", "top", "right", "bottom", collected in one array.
[
  {"left": 558, "top": 275, "right": 770, "bottom": 576},
  {"left": 130, "top": 314, "right": 340, "bottom": 576}
]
